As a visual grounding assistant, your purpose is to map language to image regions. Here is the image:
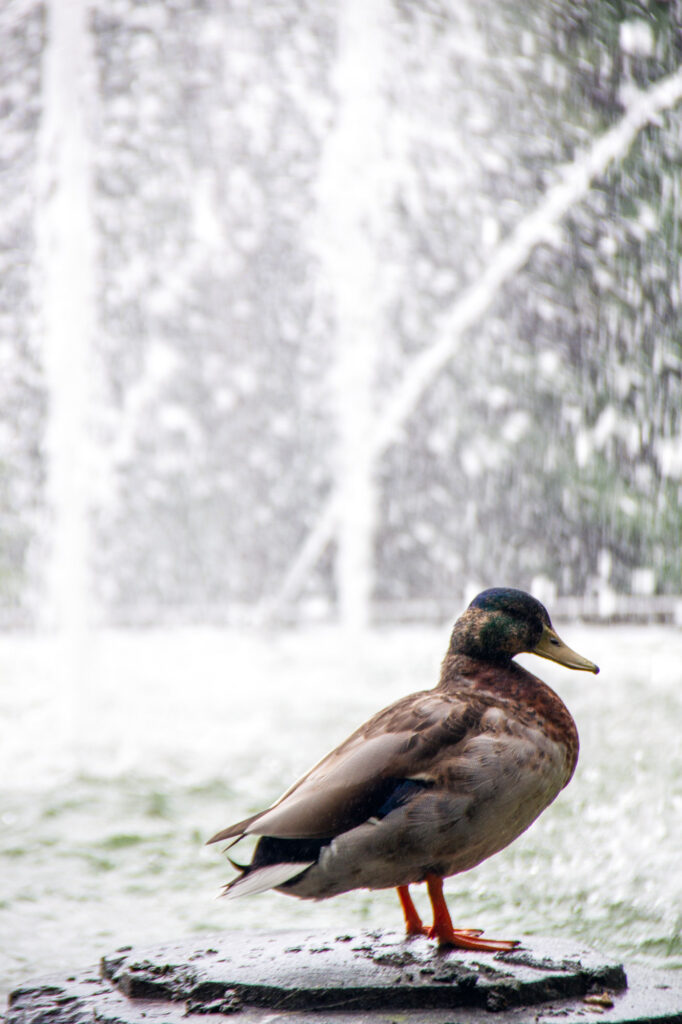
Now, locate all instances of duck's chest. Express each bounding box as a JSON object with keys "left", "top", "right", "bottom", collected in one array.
[
  {"left": 472, "top": 703, "right": 576, "bottom": 797},
  {"left": 427, "top": 710, "right": 573, "bottom": 878},
  {"left": 469, "top": 668, "right": 580, "bottom": 786},
  {"left": 427, "top": 694, "right": 577, "bottom": 874}
]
